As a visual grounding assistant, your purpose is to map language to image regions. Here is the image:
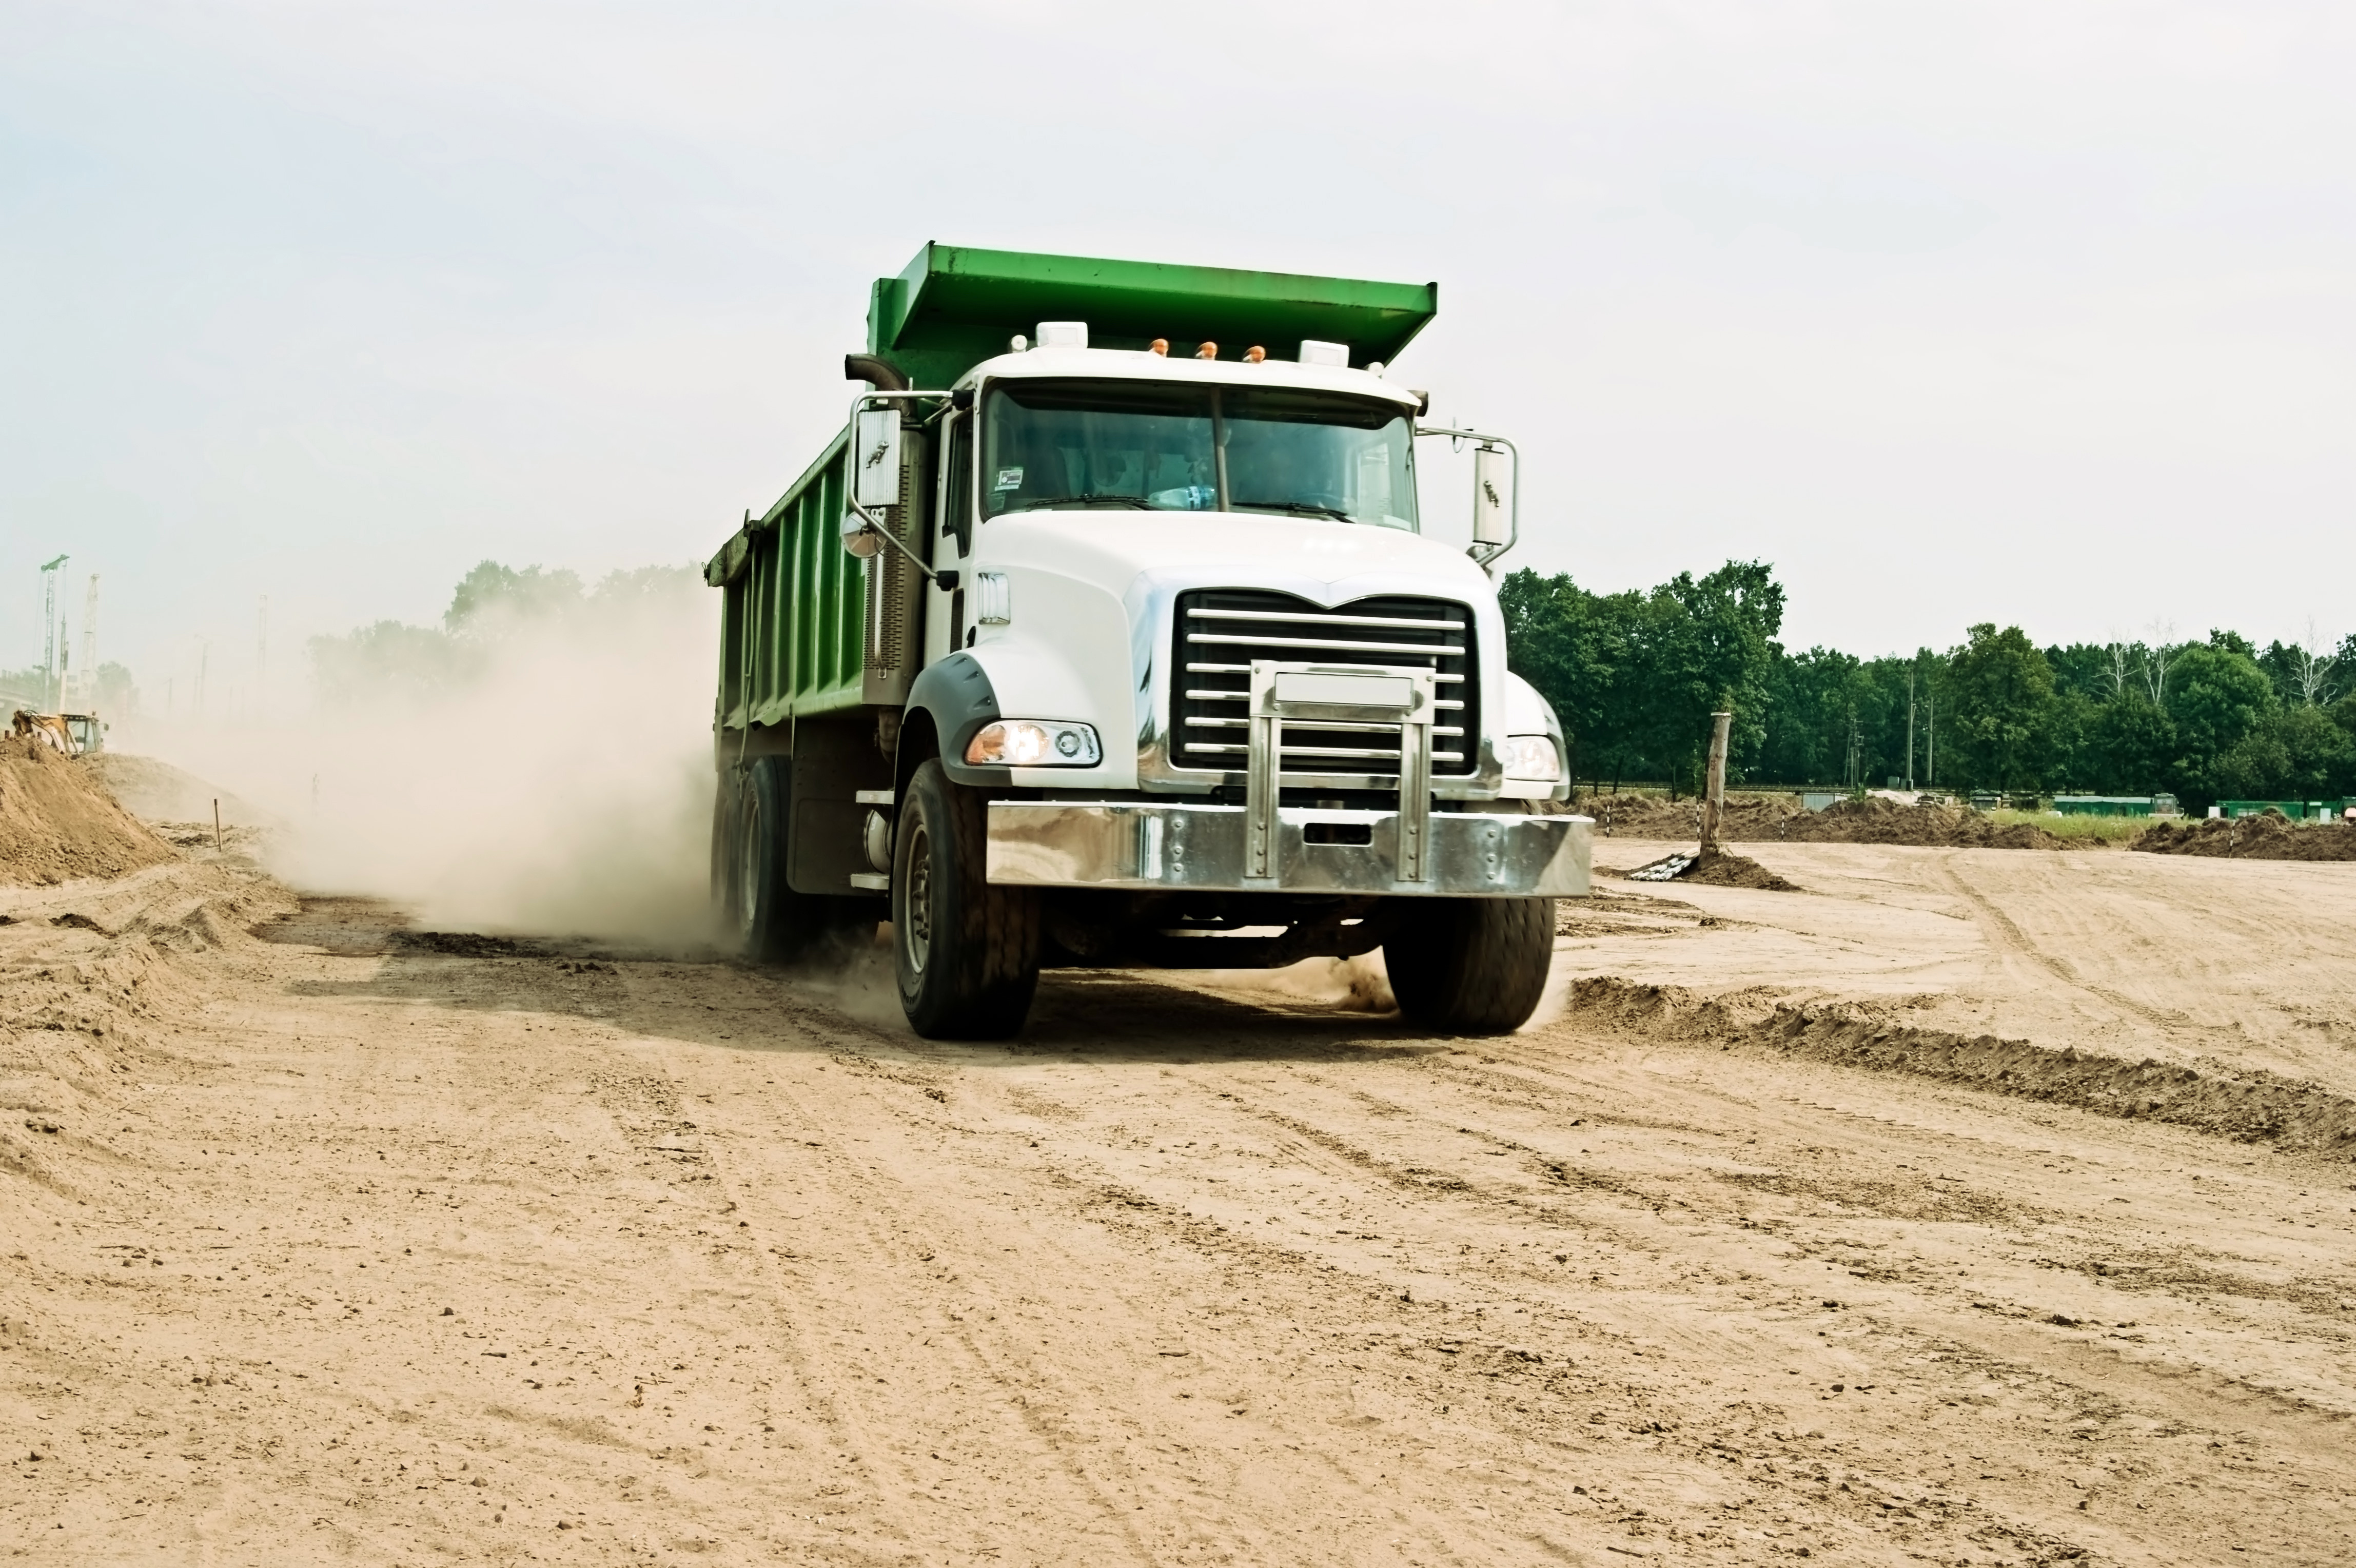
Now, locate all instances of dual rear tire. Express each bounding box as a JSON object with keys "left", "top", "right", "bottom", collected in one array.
[{"left": 718, "top": 757, "right": 876, "bottom": 965}]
